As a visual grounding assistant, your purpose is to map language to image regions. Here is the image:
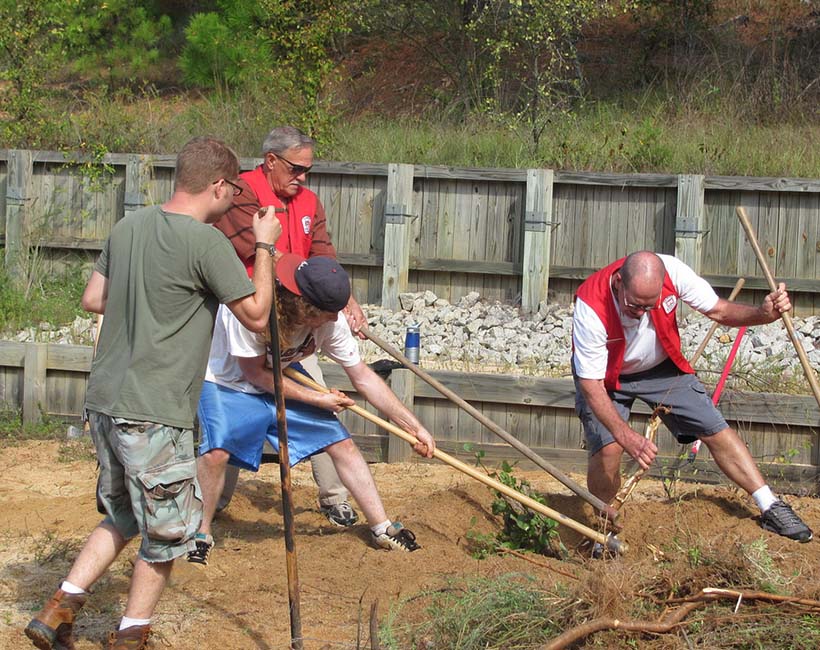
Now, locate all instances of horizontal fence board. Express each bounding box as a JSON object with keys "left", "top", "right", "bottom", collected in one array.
[
  {"left": 321, "top": 363, "right": 820, "bottom": 427},
  {"left": 0, "top": 343, "right": 25, "bottom": 366},
  {"left": 704, "top": 176, "right": 820, "bottom": 193}
]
